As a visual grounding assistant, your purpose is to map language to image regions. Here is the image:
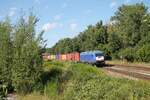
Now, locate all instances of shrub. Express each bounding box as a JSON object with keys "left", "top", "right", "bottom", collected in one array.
[
  {"left": 19, "top": 61, "right": 150, "bottom": 100},
  {"left": 0, "top": 20, "right": 13, "bottom": 97},
  {"left": 11, "top": 15, "right": 44, "bottom": 94},
  {"left": 64, "top": 75, "right": 150, "bottom": 100},
  {"left": 136, "top": 44, "right": 150, "bottom": 62},
  {"left": 0, "top": 84, "right": 7, "bottom": 99},
  {"left": 42, "top": 66, "right": 63, "bottom": 97},
  {"left": 118, "top": 48, "right": 136, "bottom": 62}
]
